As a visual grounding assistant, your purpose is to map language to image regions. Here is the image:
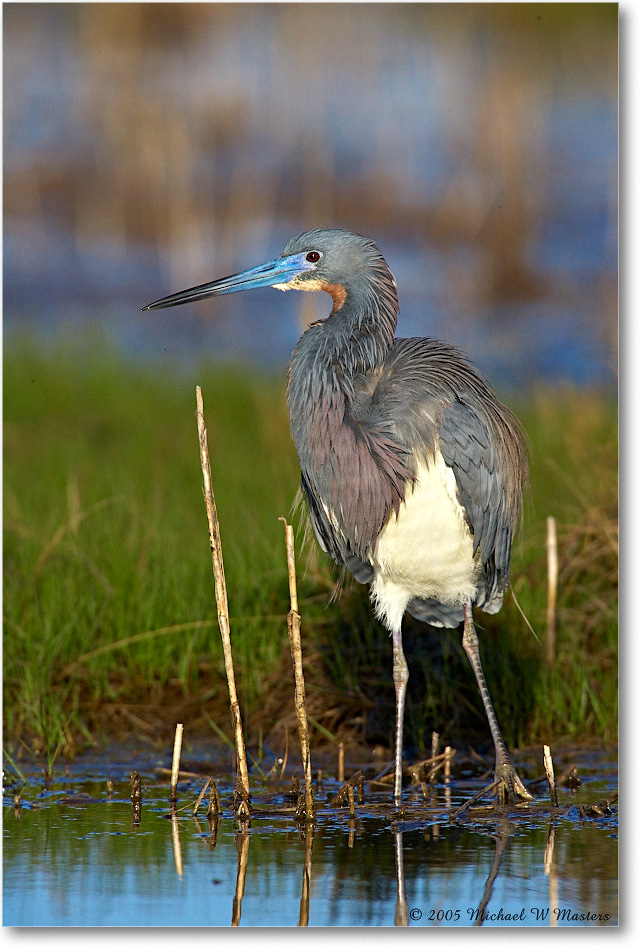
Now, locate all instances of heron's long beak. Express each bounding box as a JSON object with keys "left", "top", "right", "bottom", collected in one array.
[{"left": 141, "top": 252, "right": 314, "bottom": 311}]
